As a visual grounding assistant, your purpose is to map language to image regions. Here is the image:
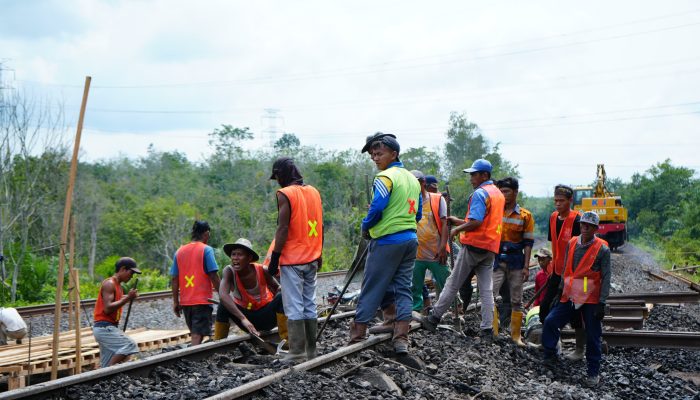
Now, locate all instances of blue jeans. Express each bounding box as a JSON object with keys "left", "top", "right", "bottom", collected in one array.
[
  {"left": 542, "top": 301, "right": 603, "bottom": 376},
  {"left": 280, "top": 261, "right": 318, "bottom": 320},
  {"left": 355, "top": 239, "right": 417, "bottom": 324}
]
